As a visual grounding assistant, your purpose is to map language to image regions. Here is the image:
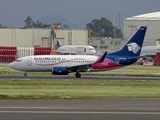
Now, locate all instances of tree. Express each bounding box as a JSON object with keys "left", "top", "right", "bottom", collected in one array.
[
  {"left": 24, "top": 16, "right": 34, "bottom": 28},
  {"left": 62, "top": 24, "right": 69, "bottom": 29},
  {"left": 0, "top": 23, "right": 7, "bottom": 28},
  {"left": 24, "top": 16, "right": 51, "bottom": 28},
  {"left": 24, "top": 16, "right": 70, "bottom": 29},
  {"left": 86, "top": 17, "right": 123, "bottom": 38}
]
